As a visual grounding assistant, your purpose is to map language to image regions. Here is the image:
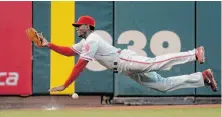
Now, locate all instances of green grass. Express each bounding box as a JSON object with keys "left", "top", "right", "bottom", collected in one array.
[{"left": 0, "top": 107, "right": 221, "bottom": 117}]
